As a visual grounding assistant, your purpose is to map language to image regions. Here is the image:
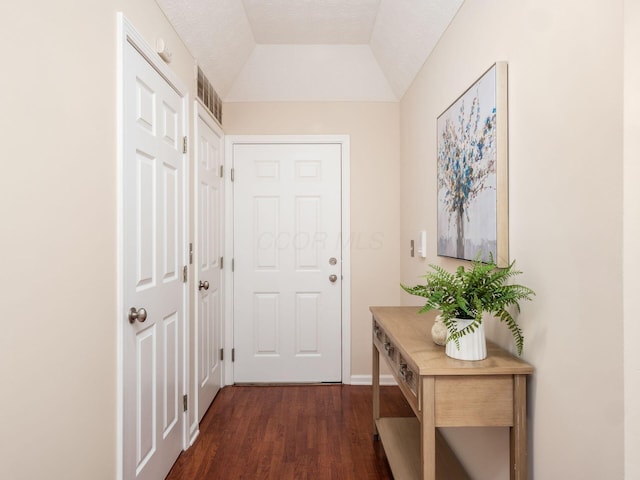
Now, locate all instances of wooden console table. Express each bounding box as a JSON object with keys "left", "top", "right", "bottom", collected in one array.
[{"left": 371, "top": 307, "right": 533, "bottom": 480}]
